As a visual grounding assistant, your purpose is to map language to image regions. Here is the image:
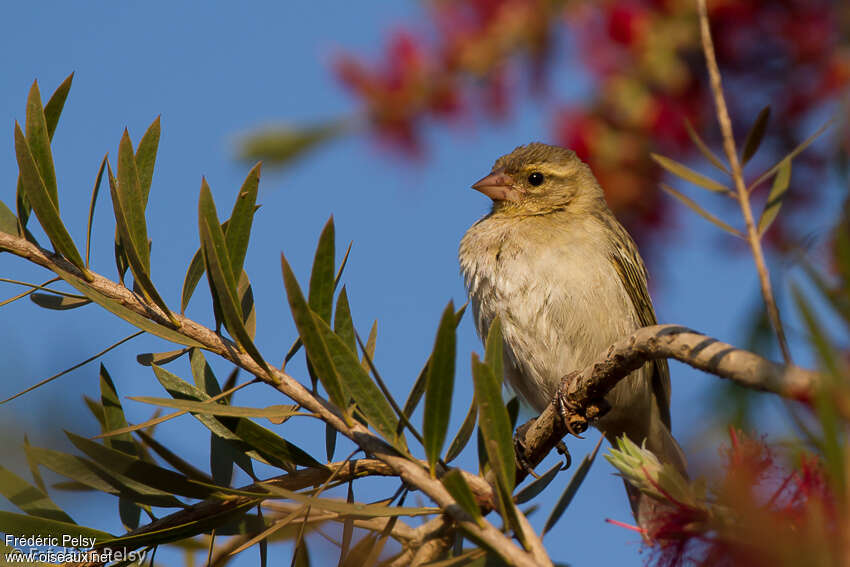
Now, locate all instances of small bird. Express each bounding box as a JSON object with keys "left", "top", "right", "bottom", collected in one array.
[{"left": 459, "top": 142, "right": 687, "bottom": 526}]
